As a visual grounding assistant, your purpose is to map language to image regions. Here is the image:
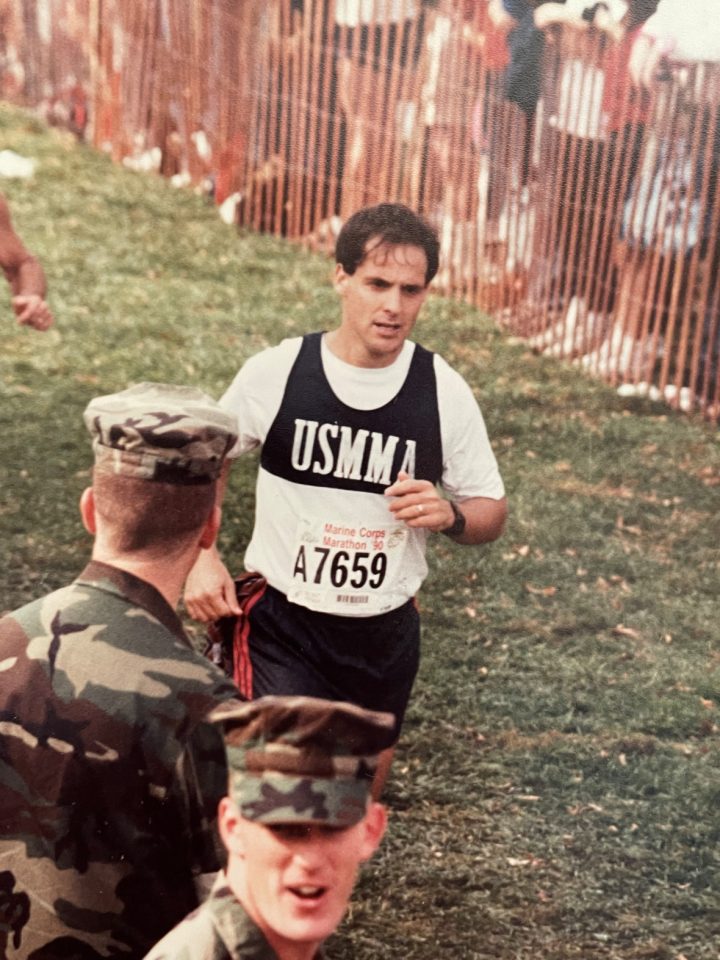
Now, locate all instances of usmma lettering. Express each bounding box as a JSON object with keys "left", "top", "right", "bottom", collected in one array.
[{"left": 290, "top": 418, "right": 416, "bottom": 485}]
